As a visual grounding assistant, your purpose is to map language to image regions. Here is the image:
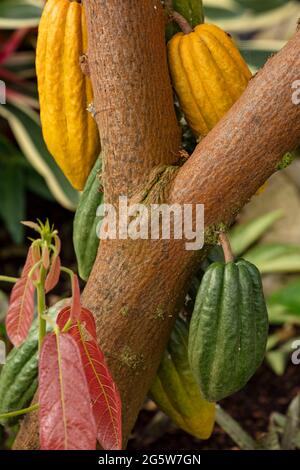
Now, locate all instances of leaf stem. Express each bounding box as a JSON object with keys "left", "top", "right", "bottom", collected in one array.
[
  {"left": 172, "top": 11, "right": 193, "bottom": 34},
  {"left": 60, "top": 266, "right": 74, "bottom": 280},
  {"left": 0, "top": 403, "right": 39, "bottom": 420},
  {"left": 0, "top": 275, "right": 18, "bottom": 284},
  {"left": 219, "top": 232, "right": 235, "bottom": 263}
]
